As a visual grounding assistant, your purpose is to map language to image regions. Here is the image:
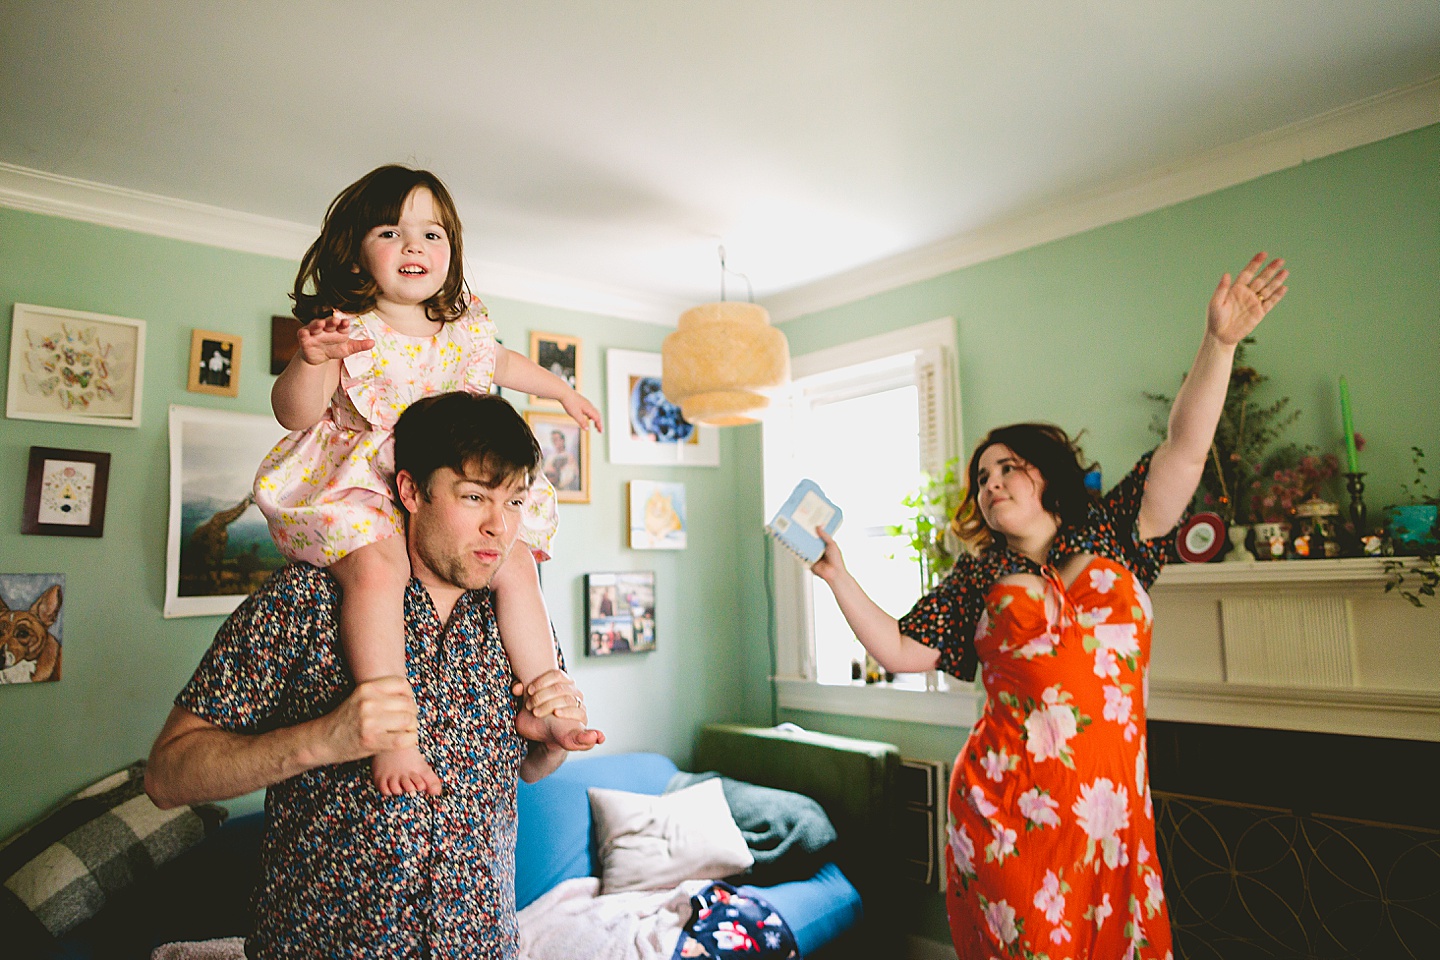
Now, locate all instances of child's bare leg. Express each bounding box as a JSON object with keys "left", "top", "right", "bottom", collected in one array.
[
  {"left": 330, "top": 537, "right": 442, "bottom": 796},
  {"left": 492, "top": 549, "right": 601, "bottom": 751}
]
